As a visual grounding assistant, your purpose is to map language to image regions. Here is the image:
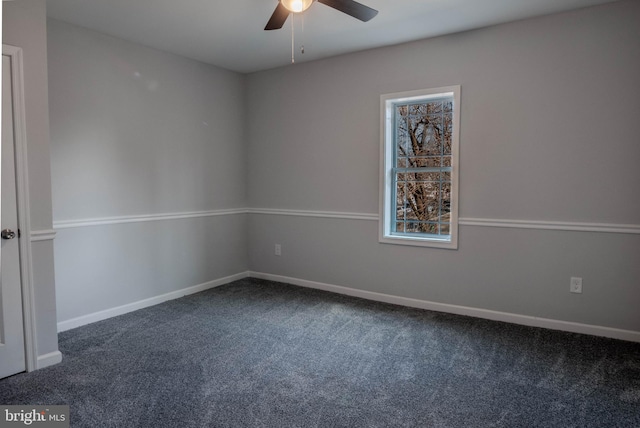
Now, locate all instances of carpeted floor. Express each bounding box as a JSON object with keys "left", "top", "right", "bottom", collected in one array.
[{"left": 1, "top": 278, "right": 639, "bottom": 427}]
